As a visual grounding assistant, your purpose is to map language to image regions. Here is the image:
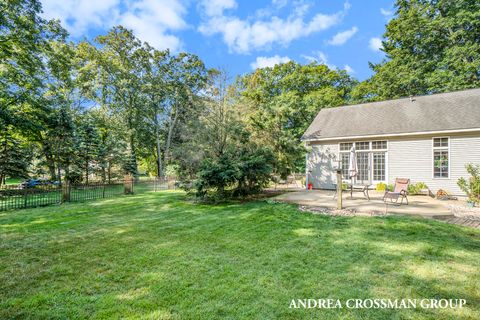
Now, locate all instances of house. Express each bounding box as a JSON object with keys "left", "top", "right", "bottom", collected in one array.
[{"left": 302, "top": 88, "right": 480, "bottom": 195}]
